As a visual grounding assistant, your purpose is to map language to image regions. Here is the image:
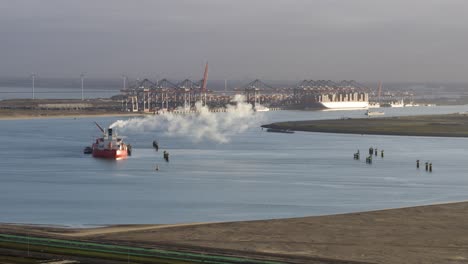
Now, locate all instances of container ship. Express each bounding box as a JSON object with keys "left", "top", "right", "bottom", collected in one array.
[
  {"left": 291, "top": 80, "right": 369, "bottom": 110},
  {"left": 91, "top": 122, "right": 130, "bottom": 160},
  {"left": 298, "top": 92, "right": 369, "bottom": 110}
]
